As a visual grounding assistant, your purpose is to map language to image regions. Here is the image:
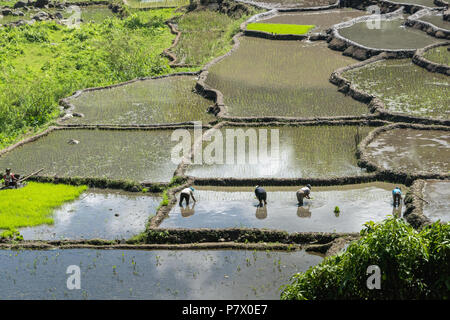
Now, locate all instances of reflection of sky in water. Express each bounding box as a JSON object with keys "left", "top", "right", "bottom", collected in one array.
[
  {"left": 161, "top": 184, "right": 404, "bottom": 232},
  {"left": 0, "top": 249, "right": 322, "bottom": 299},
  {"left": 423, "top": 181, "right": 450, "bottom": 222},
  {"left": 20, "top": 190, "right": 161, "bottom": 240}
]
